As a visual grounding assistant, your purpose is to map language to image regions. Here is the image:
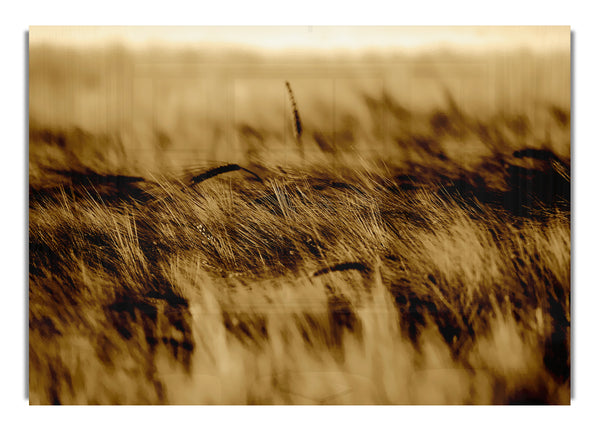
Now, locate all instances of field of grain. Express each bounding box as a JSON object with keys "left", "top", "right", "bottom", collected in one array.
[{"left": 28, "top": 39, "right": 571, "bottom": 404}]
